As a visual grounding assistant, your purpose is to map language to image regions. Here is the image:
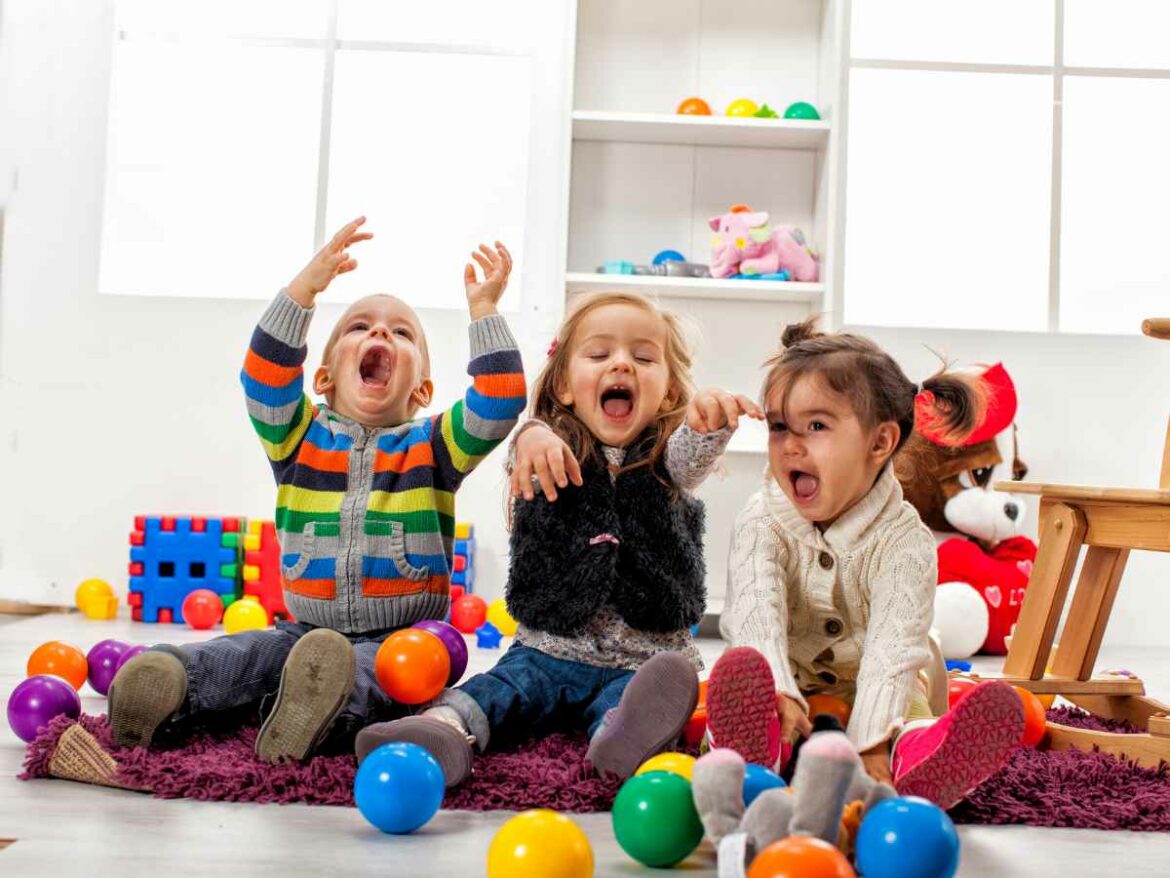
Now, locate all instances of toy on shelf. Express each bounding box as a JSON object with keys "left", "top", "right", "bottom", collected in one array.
[
  {"left": 86, "top": 639, "right": 131, "bottom": 696},
  {"left": 725, "top": 98, "right": 759, "bottom": 117},
  {"left": 475, "top": 621, "right": 503, "bottom": 649},
  {"left": 783, "top": 101, "right": 821, "bottom": 120},
  {"left": 128, "top": 516, "right": 240, "bottom": 623},
  {"left": 653, "top": 249, "right": 686, "bottom": 264},
  {"left": 7, "top": 675, "right": 81, "bottom": 743},
  {"left": 487, "top": 809, "right": 594, "bottom": 878},
  {"left": 75, "top": 579, "right": 118, "bottom": 620},
  {"left": 676, "top": 97, "right": 712, "bottom": 116},
  {"left": 612, "top": 770, "right": 704, "bottom": 868},
  {"left": 709, "top": 206, "right": 820, "bottom": 282},
  {"left": 182, "top": 588, "right": 224, "bottom": 631},
  {"left": 222, "top": 596, "right": 268, "bottom": 635},
  {"left": 243, "top": 520, "right": 293, "bottom": 623},
  {"left": 753, "top": 103, "right": 779, "bottom": 118},
  {"left": 27, "top": 641, "right": 88, "bottom": 691},
  {"left": 374, "top": 628, "right": 450, "bottom": 704},
  {"left": 598, "top": 259, "right": 712, "bottom": 278},
  {"left": 412, "top": 619, "right": 468, "bottom": 686},
  {"left": 452, "top": 522, "right": 476, "bottom": 592},
  {"left": 354, "top": 742, "right": 444, "bottom": 834}
]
